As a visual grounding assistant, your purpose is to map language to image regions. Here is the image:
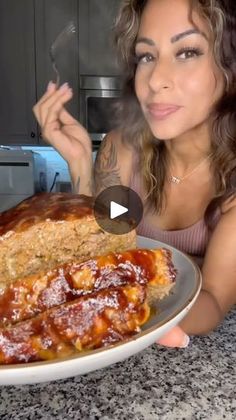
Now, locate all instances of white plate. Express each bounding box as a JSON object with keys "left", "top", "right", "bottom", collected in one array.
[{"left": 0, "top": 236, "right": 202, "bottom": 385}]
